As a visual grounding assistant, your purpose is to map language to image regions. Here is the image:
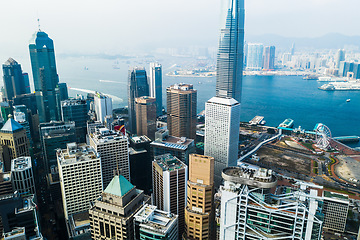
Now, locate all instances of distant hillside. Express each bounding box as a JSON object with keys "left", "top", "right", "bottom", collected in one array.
[{"left": 245, "top": 33, "right": 360, "bottom": 51}]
